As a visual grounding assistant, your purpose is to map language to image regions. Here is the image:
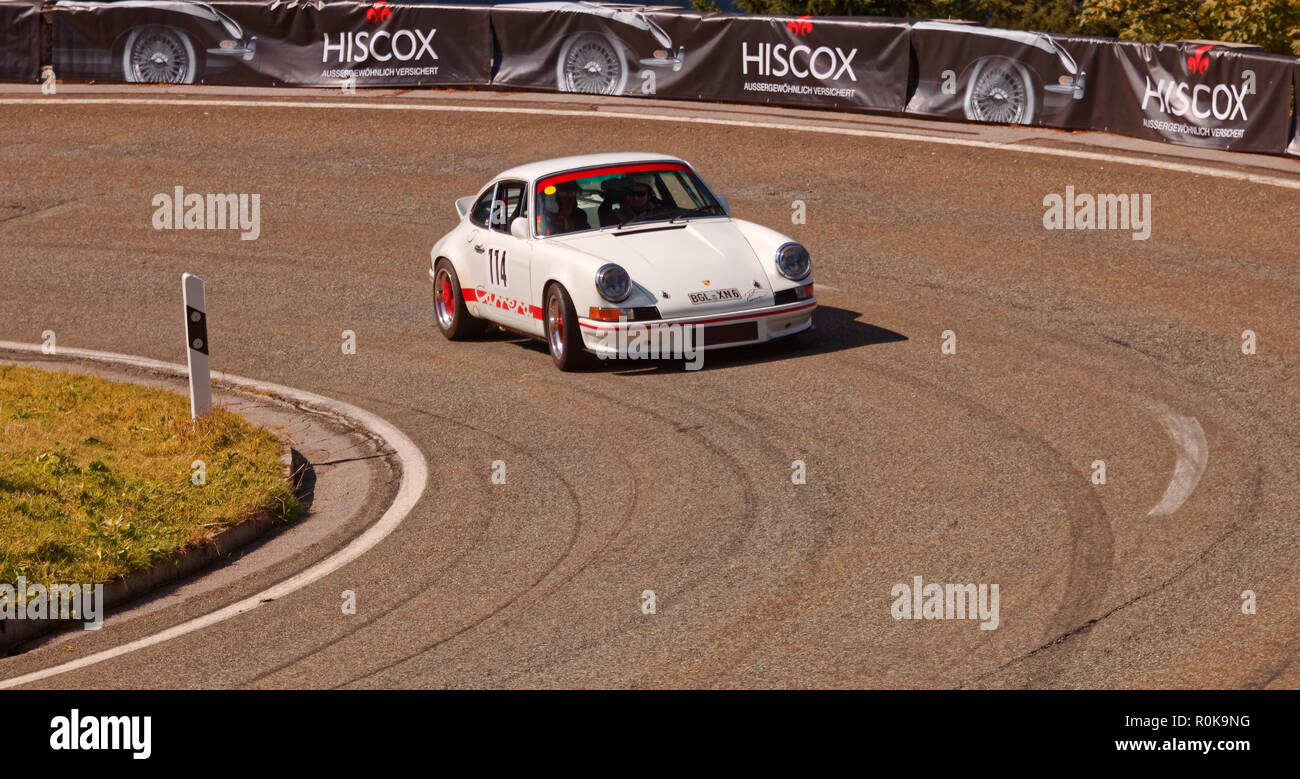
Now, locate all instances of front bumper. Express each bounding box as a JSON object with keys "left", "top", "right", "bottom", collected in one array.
[{"left": 578, "top": 298, "right": 816, "bottom": 356}]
